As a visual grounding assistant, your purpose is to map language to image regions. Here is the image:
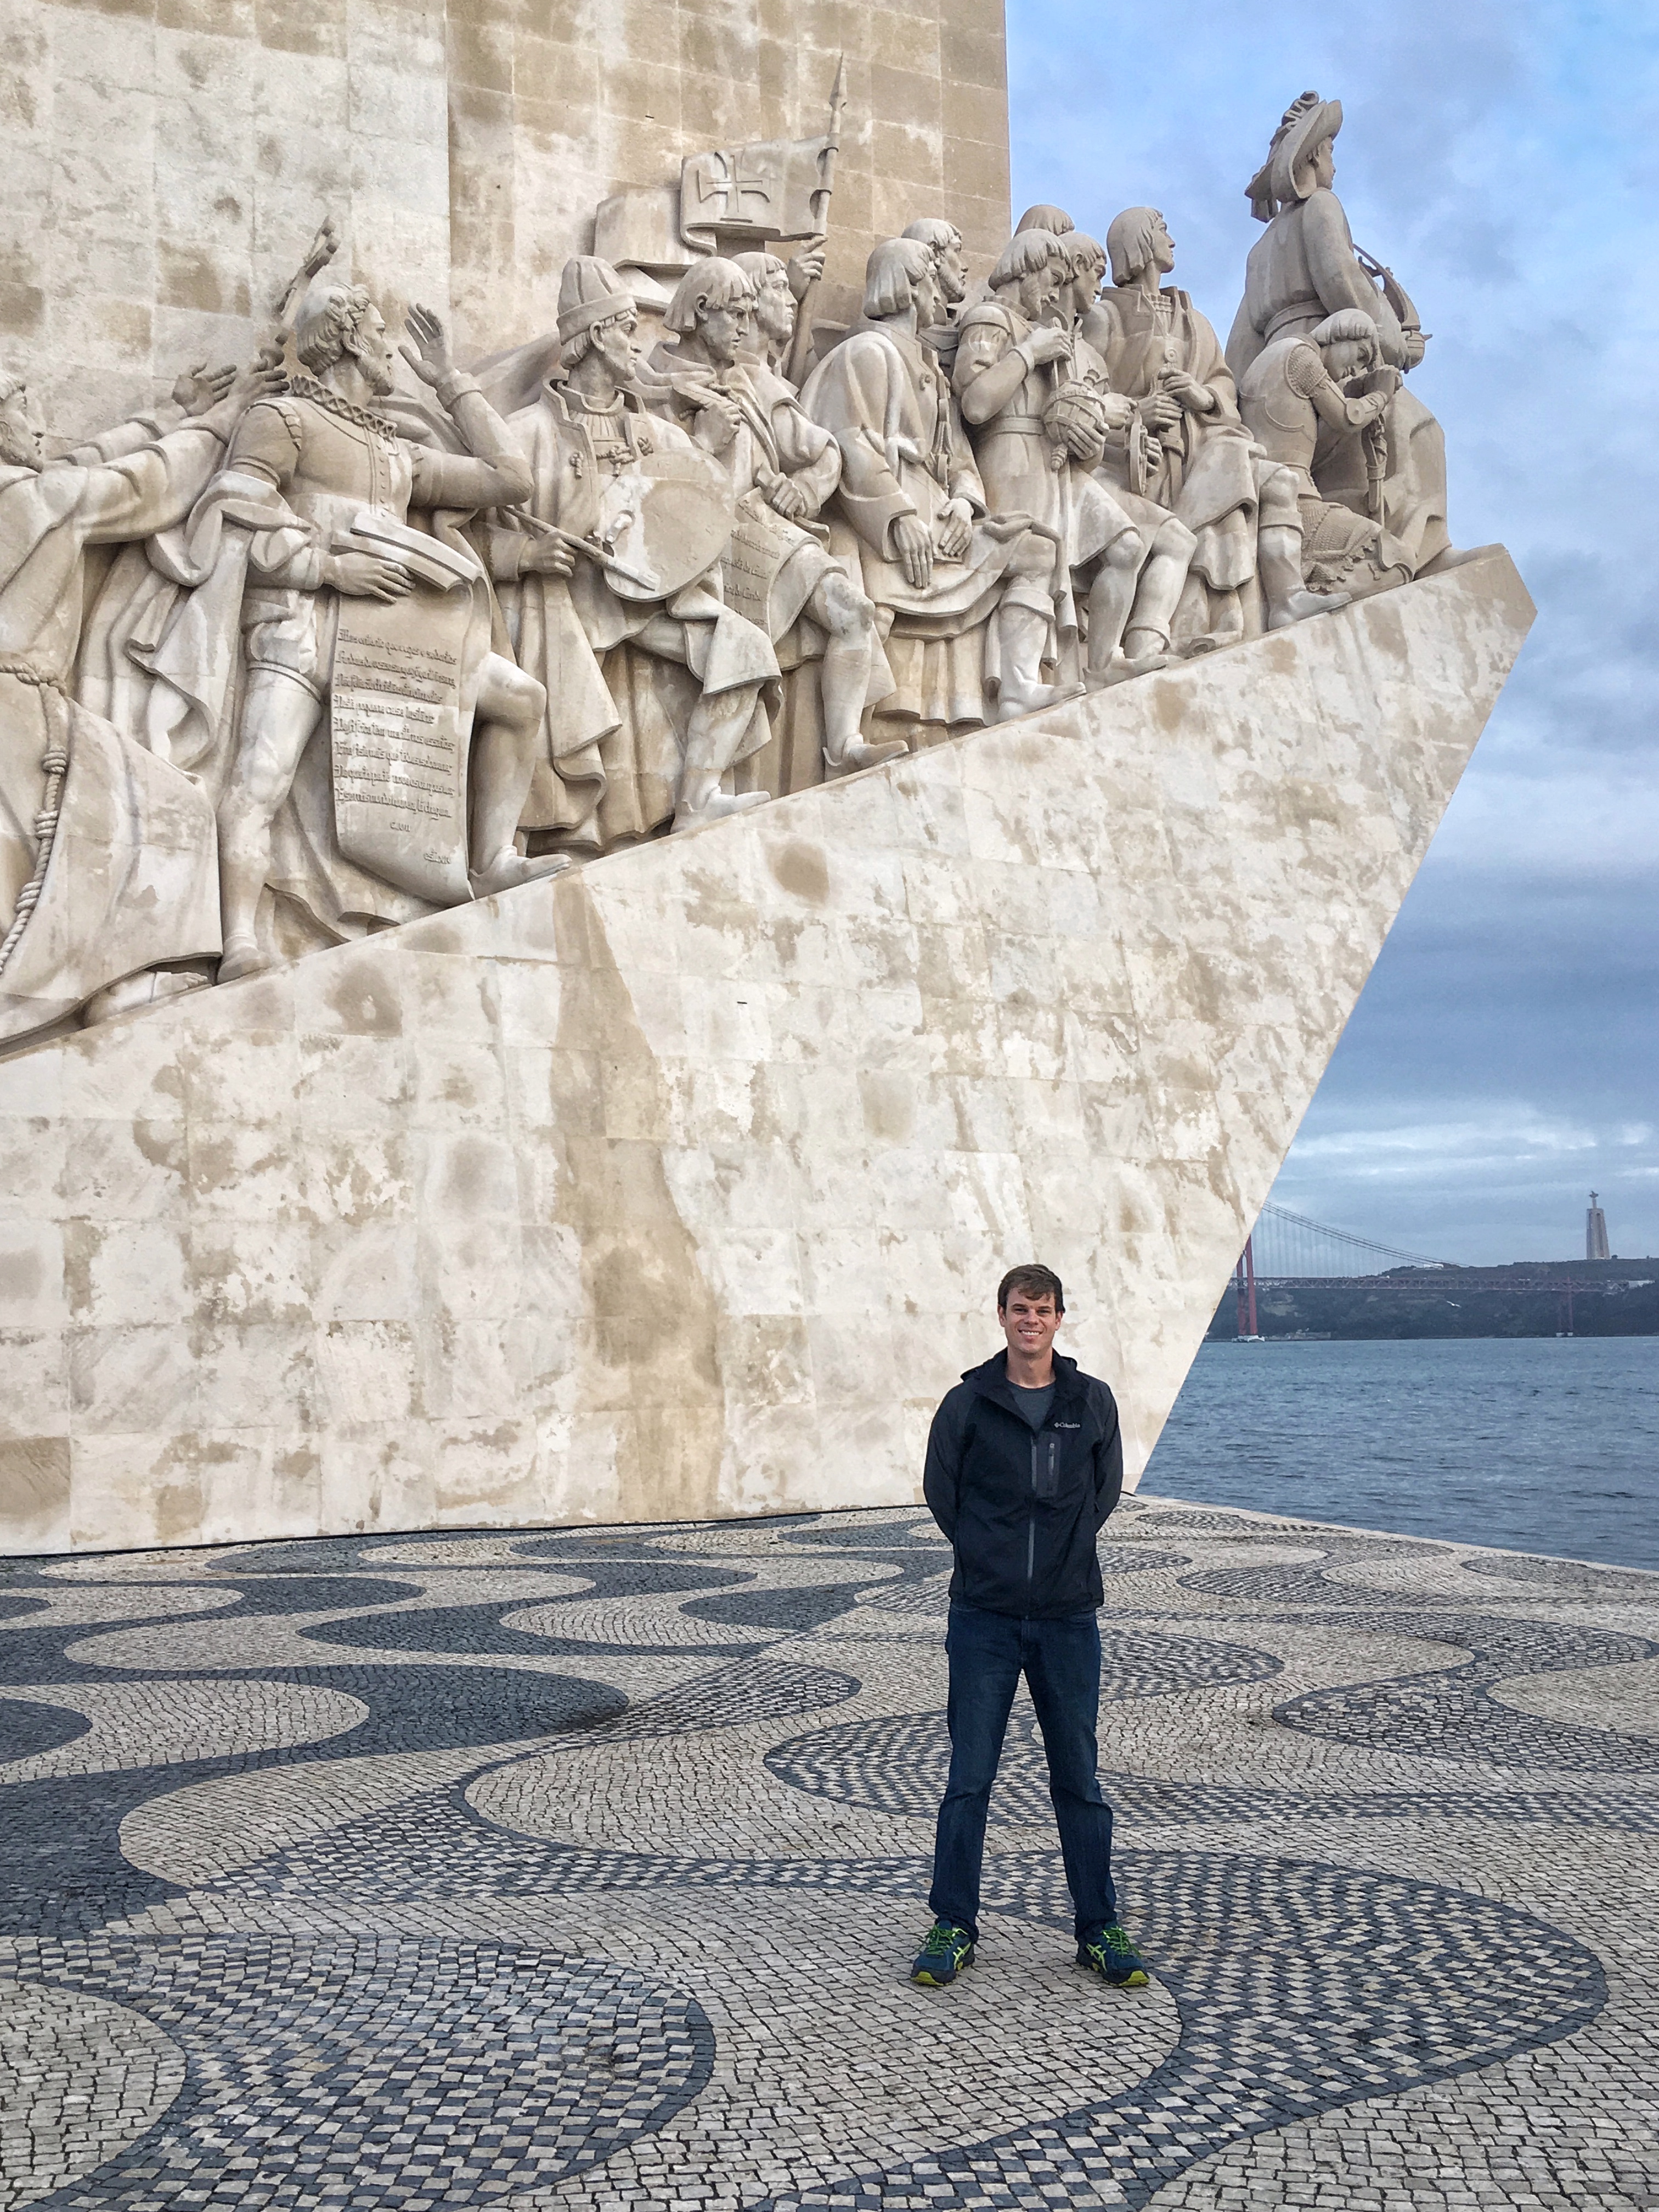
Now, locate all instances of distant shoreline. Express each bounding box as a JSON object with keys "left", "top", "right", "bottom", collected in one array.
[{"left": 1206, "top": 1259, "right": 1659, "bottom": 1342}]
